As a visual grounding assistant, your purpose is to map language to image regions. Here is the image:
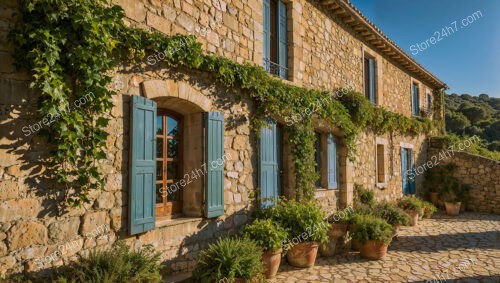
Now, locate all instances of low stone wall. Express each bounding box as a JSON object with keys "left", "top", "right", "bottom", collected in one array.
[{"left": 428, "top": 138, "right": 500, "bottom": 214}]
